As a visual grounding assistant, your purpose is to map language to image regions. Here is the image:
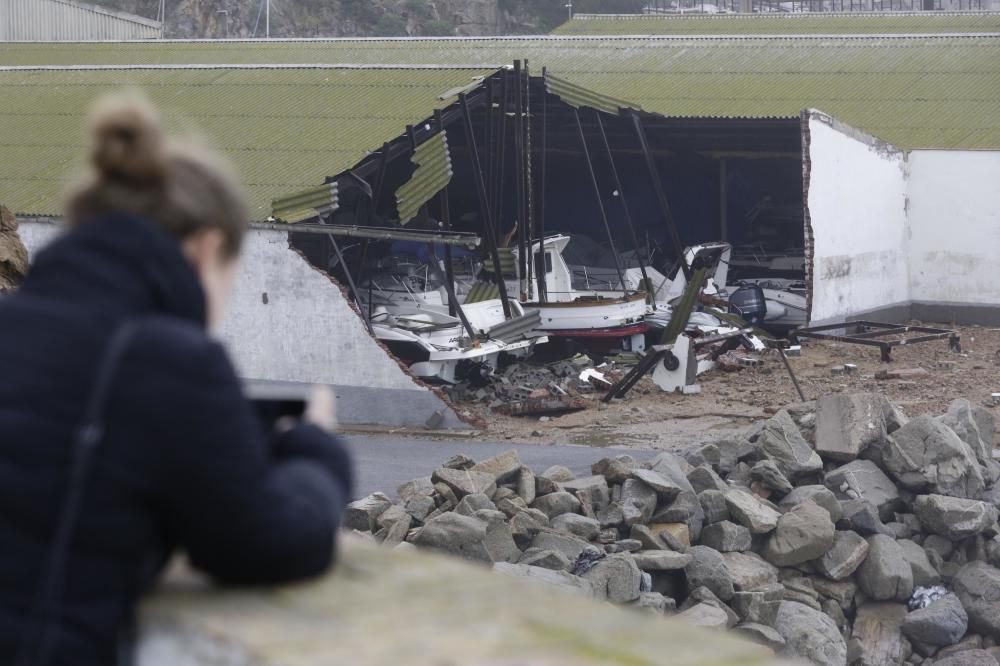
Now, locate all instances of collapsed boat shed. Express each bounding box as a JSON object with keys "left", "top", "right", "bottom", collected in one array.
[{"left": 2, "top": 12, "right": 999, "bottom": 419}]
